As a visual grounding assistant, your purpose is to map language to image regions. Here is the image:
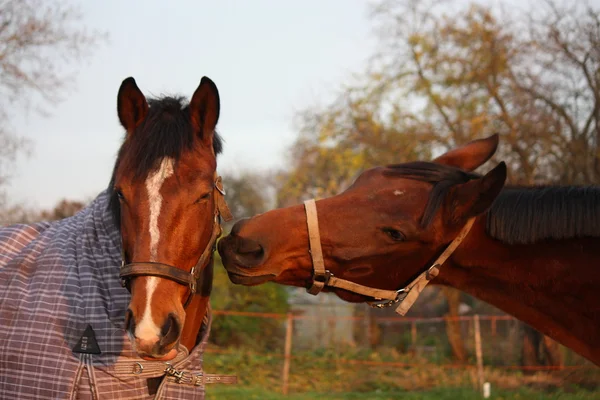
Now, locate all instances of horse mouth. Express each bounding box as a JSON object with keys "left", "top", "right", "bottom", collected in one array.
[{"left": 226, "top": 271, "right": 276, "bottom": 286}]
